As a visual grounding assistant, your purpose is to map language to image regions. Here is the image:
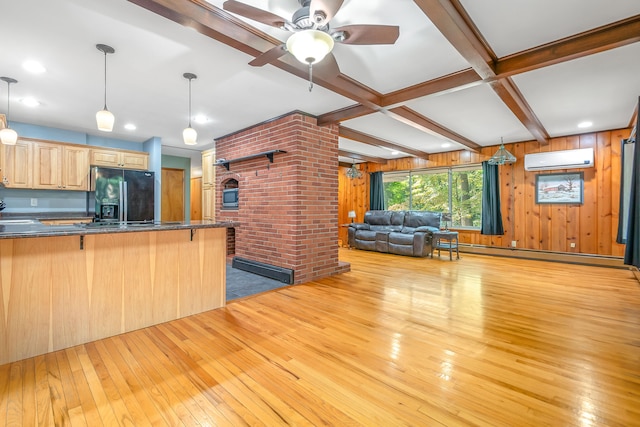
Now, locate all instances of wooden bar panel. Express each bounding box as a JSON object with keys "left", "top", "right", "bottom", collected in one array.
[{"left": 0, "top": 227, "right": 228, "bottom": 365}]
